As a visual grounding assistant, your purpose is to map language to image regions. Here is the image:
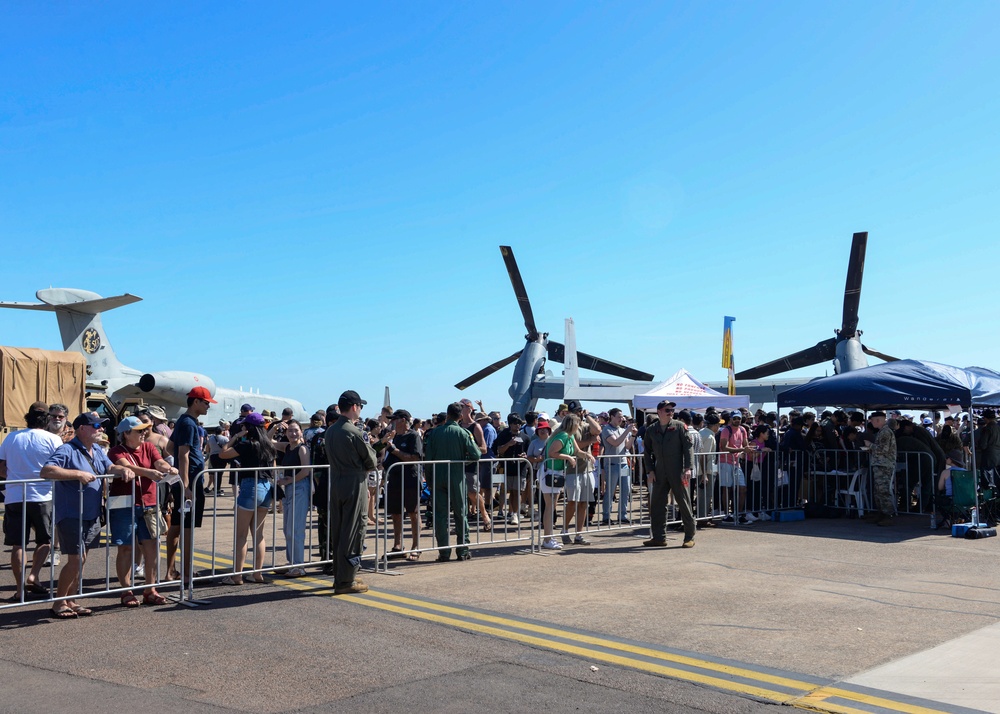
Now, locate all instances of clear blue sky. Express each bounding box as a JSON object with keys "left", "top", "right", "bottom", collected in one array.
[{"left": 2, "top": 2, "right": 998, "bottom": 419}]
